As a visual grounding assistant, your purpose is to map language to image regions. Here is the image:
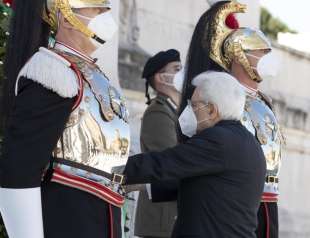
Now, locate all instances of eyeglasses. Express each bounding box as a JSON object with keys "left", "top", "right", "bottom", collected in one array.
[{"left": 188, "top": 100, "right": 209, "bottom": 112}]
